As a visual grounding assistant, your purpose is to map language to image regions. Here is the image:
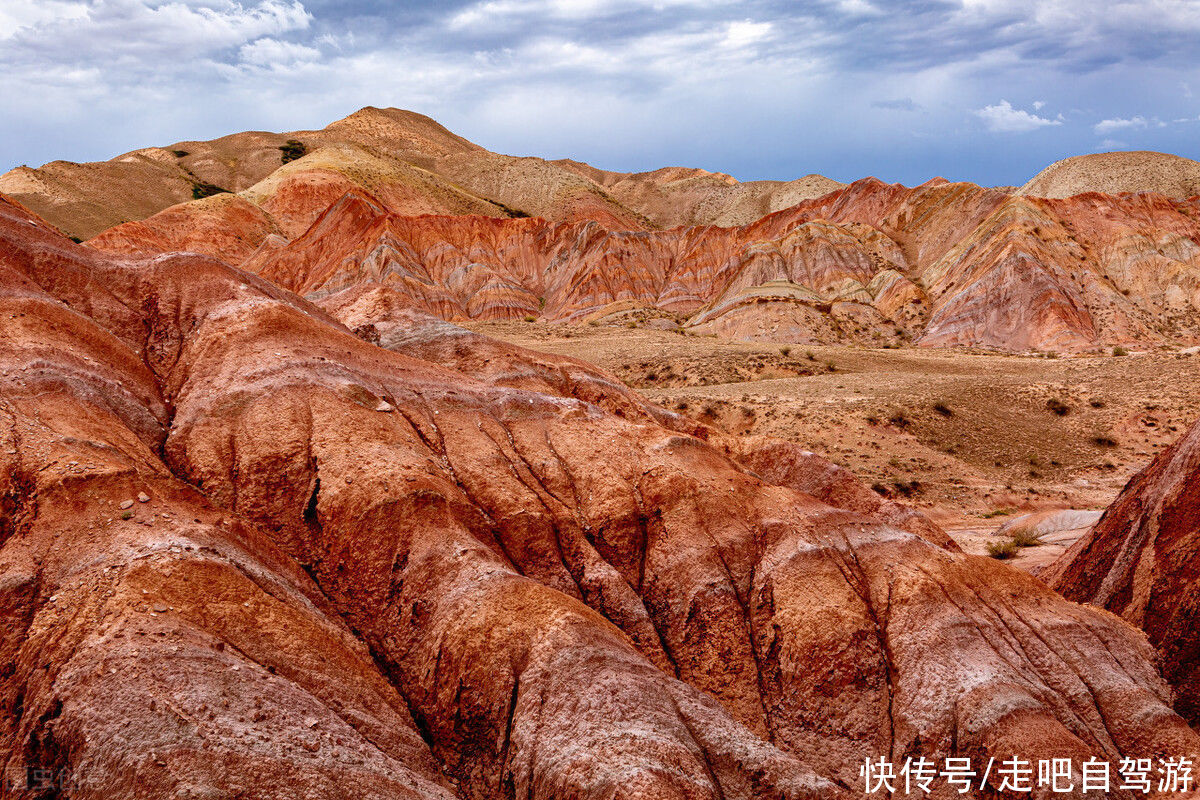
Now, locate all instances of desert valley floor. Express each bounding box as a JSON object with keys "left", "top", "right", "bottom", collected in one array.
[{"left": 473, "top": 320, "right": 1200, "bottom": 569}]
